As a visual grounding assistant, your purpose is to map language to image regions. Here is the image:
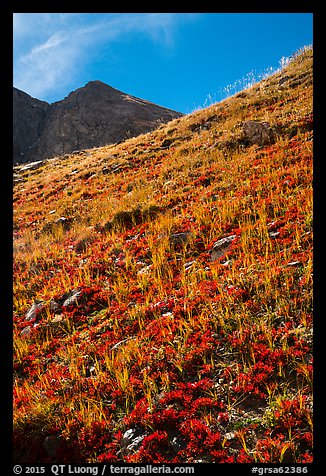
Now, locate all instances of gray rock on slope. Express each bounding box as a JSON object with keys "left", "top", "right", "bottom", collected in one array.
[
  {"left": 243, "top": 120, "right": 275, "bottom": 146},
  {"left": 13, "top": 81, "right": 183, "bottom": 164}
]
